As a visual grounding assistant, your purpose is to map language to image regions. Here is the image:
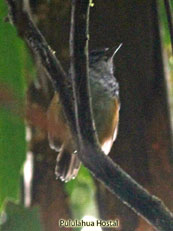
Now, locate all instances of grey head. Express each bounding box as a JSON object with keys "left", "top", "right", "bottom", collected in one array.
[
  {"left": 89, "top": 44, "right": 122, "bottom": 98},
  {"left": 89, "top": 44, "right": 122, "bottom": 67}
]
